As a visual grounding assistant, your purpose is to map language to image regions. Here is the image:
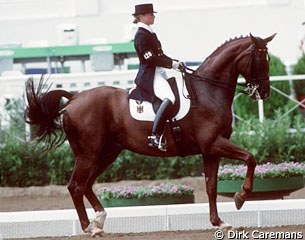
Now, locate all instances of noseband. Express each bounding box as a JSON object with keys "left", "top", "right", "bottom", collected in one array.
[
  {"left": 244, "top": 82, "right": 261, "bottom": 100},
  {"left": 243, "top": 46, "right": 270, "bottom": 100}
]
